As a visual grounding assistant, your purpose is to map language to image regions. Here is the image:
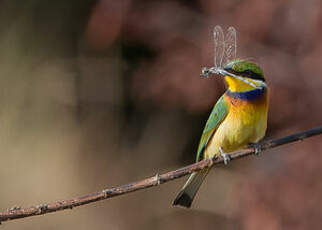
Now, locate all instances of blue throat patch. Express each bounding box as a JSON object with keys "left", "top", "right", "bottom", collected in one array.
[{"left": 227, "top": 86, "right": 266, "bottom": 101}]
